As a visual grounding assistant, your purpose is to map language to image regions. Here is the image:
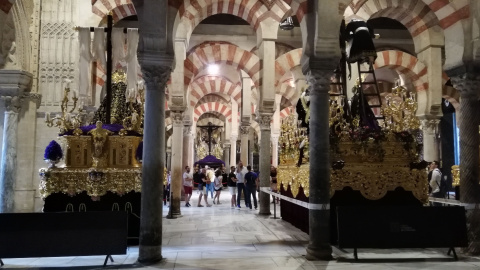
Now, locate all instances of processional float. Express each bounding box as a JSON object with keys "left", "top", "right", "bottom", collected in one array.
[{"left": 277, "top": 19, "right": 428, "bottom": 236}]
